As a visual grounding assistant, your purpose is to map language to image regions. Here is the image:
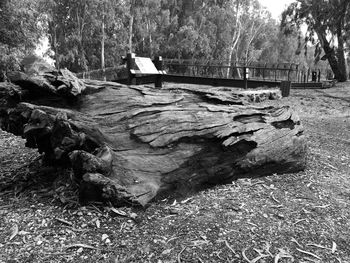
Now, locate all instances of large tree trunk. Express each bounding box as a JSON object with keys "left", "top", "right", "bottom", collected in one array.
[
  {"left": 101, "top": 4, "right": 106, "bottom": 81},
  {"left": 317, "top": 30, "right": 347, "bottom": 82},
  {"left": 336, "top": 21, "right": 348, "bottom": 82},
  {"left": 0, "top": 68, "right": 307, "bottom": 206}
]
